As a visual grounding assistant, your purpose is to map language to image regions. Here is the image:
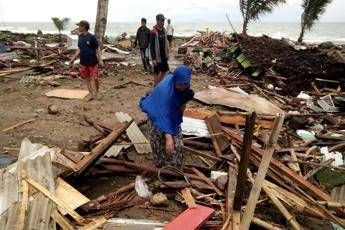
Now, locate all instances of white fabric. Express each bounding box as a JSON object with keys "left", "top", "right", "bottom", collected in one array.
[{"left": 166, "top": 24, "right": 174, "bottom": 35}]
